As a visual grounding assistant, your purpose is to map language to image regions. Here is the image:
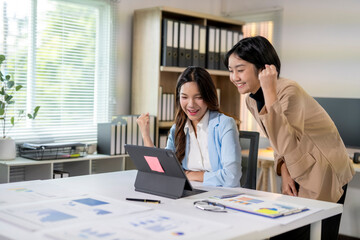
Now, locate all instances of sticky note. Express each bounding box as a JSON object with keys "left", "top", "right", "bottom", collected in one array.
[{"left": 144, "top": 156, "right": 164, "bottom": 173}]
